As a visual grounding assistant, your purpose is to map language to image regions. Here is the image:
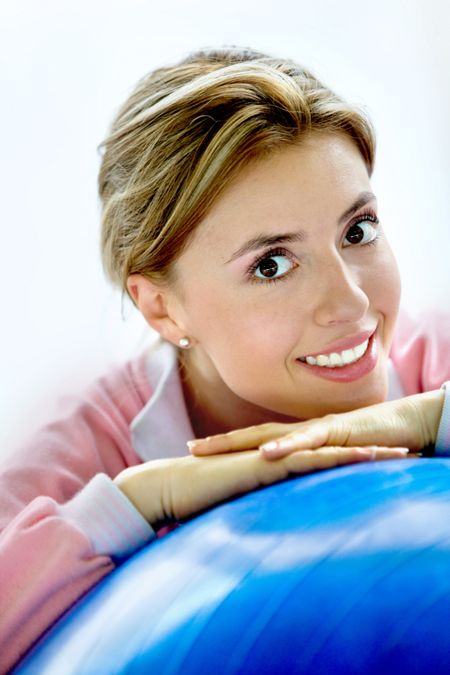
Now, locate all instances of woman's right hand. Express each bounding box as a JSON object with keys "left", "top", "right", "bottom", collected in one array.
[{"left": 114, "top": 444, "right": 410, "bottom": 528}]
